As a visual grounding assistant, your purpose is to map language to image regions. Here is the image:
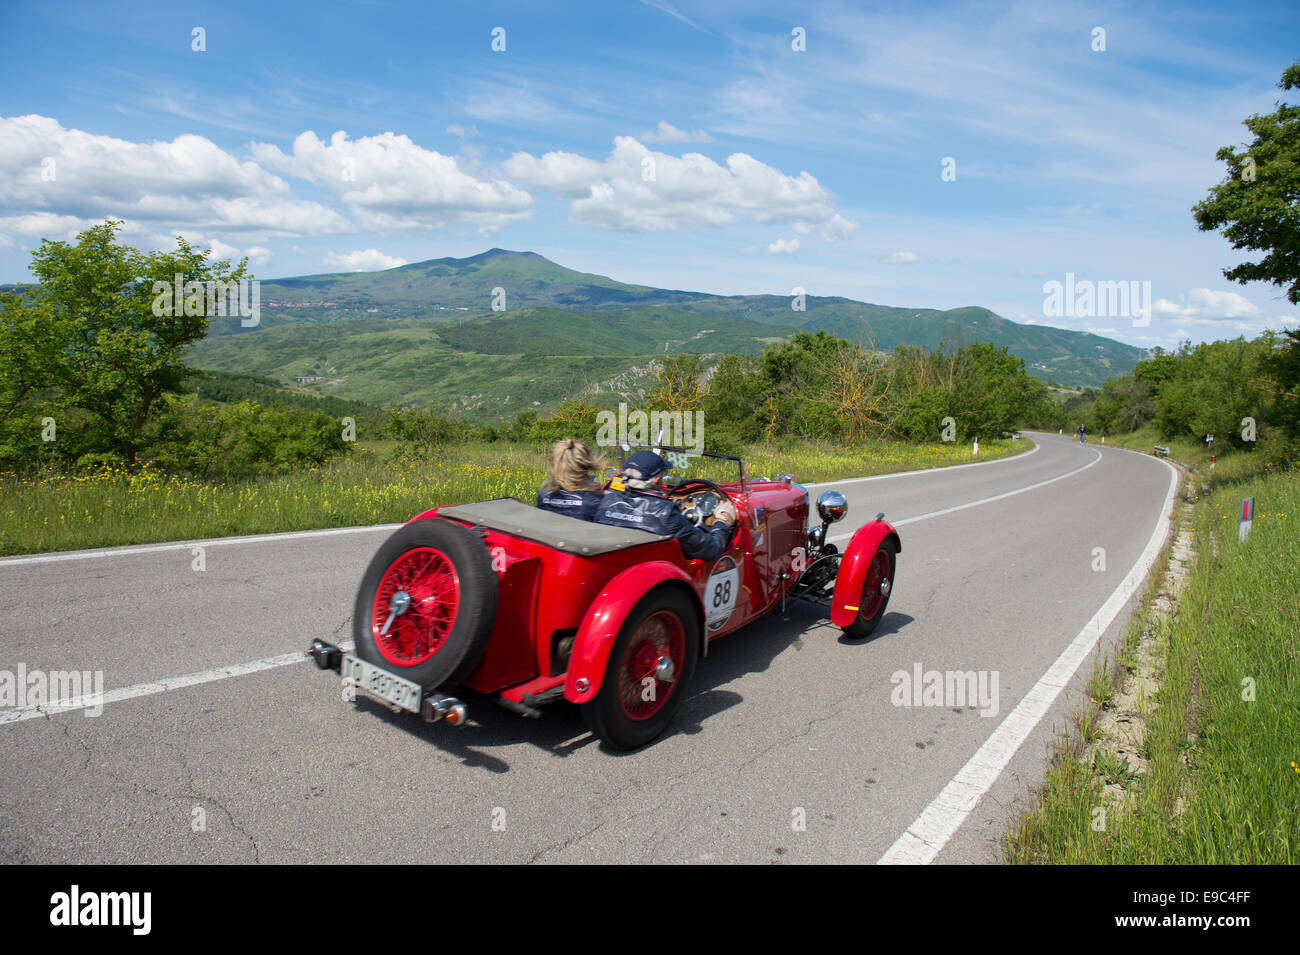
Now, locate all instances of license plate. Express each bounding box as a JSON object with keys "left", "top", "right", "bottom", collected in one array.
[{"left": 342, "top": 654, "right": 422, "bottom": 713}]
